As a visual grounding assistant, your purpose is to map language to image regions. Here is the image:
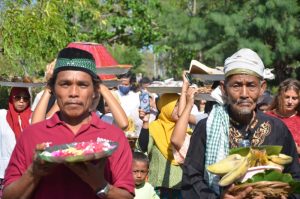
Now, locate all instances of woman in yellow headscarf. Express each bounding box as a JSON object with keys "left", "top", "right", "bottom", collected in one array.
[{"left": 137, "top": 93, "right": 183, "bottom": 199}]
